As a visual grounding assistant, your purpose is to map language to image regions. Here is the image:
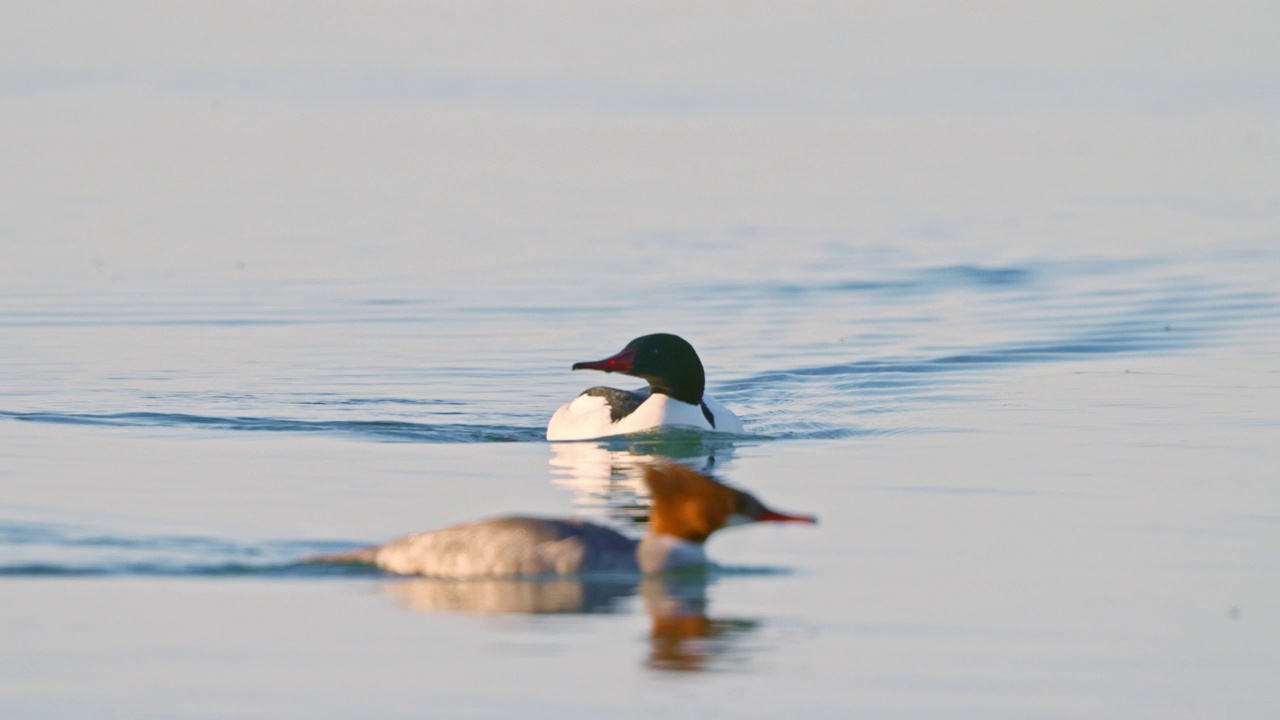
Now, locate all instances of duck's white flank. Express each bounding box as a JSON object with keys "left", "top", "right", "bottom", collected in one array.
[
  {"left": 636, "top": 534, "right": 708, "bottom": 573},
  {"left": 547, "top": 392, "right": 743, "bottom": 441}
]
